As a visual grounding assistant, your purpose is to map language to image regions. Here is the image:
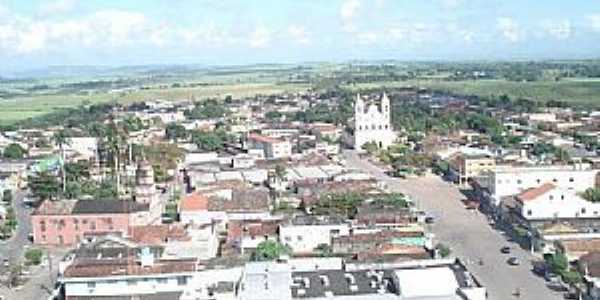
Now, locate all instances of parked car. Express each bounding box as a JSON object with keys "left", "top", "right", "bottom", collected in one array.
[
  {"left": 425, "top": 216, "right": 435, "bottom": 224},
  {"left": 500, "top": 246, "right": 511, "bottom": 254},
  {"left": 507, "top": 257, "right": 520, "bottom": 266}
]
